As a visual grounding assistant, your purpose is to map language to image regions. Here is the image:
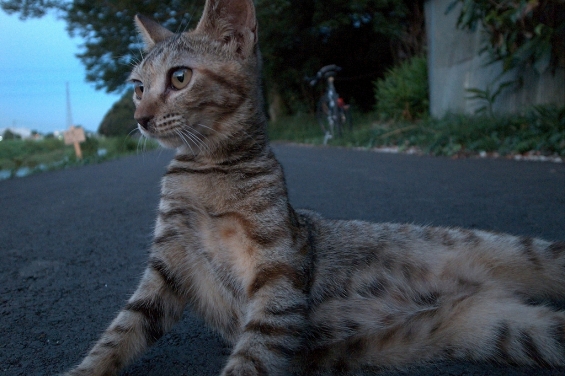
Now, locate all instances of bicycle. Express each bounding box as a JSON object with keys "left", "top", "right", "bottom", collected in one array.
[{"left": 307, "top": 65, "right": 352, "bottom": 144}]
